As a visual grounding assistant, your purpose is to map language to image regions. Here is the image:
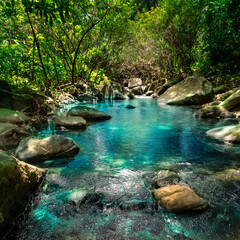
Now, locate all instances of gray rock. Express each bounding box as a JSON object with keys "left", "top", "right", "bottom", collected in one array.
[
  {"left": 15, "top": 135, "right": 80, "bottom": 163},
  {"left": 158, "top": 76, "right": 213, "bottom": 105},
  {"left": 68, "top": 106, "right": 112, "bottom": 121},
  {"left": 52, "top": 115, "right": 86, "bottom": 129},
  {"left": 125, "top": 105, "right": 136, "bottom": 109}
]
